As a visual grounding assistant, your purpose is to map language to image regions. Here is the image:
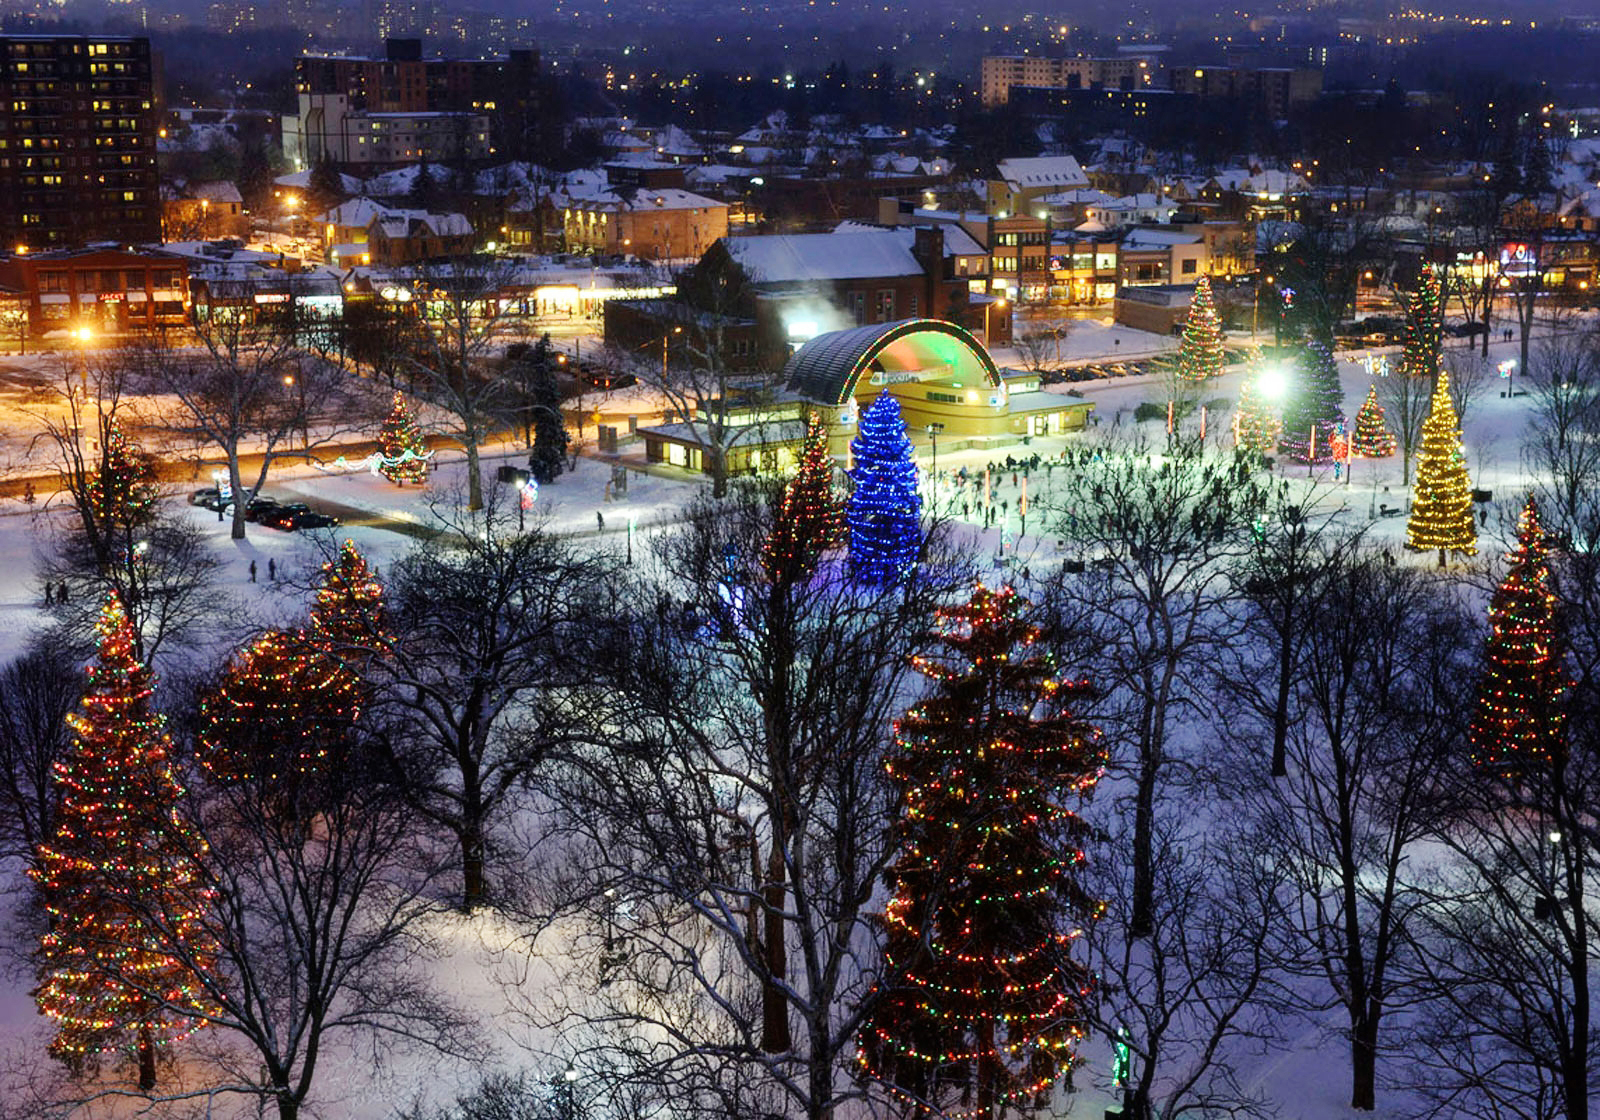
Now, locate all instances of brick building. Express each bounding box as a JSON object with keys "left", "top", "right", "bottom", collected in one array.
[
  {"left": 0, "top": 246, "right": 187, "bottom": 336},
  {"left": 559, "top": 186, "right": 729, "bottom": 262},
  {"left": 0, "top": 35, "right": 160, "bottom": 251}
]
